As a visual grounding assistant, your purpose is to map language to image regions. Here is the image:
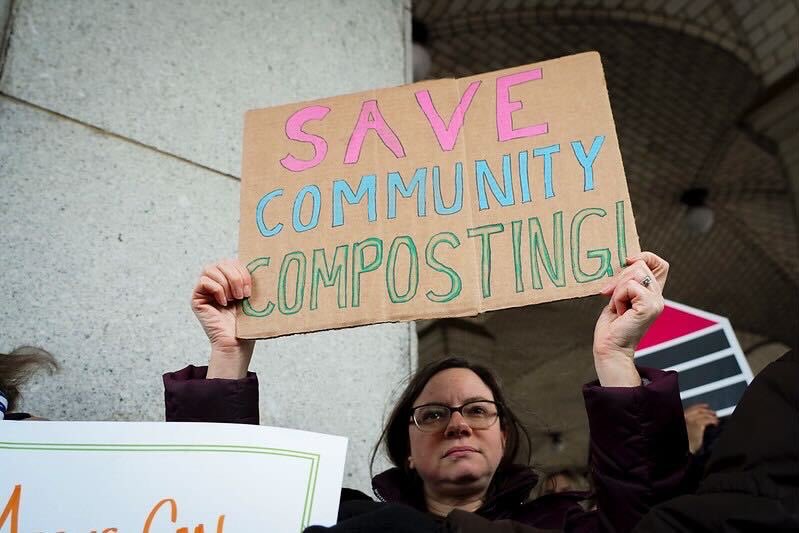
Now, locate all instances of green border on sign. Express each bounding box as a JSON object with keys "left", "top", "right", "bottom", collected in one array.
[{"left": 0, "top": 441, "right": 321, "bottom": 531}]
